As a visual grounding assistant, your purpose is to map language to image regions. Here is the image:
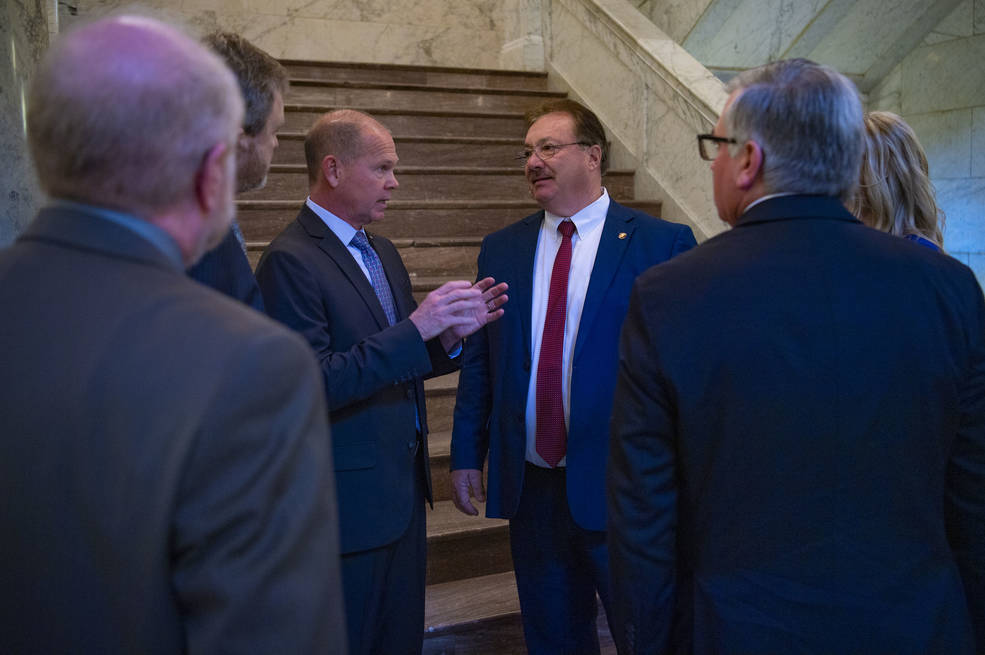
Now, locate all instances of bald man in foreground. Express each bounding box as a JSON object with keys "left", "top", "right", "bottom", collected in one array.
[{"left": 0, "top": 16, "right": 345, "bottom": 653}]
